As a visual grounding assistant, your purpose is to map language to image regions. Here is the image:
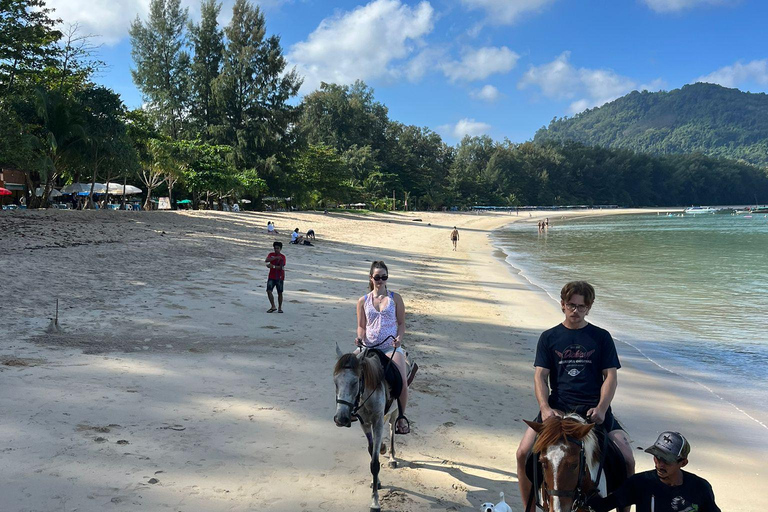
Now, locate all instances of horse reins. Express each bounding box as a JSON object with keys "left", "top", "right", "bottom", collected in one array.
[{"left": 336, "top": 335, "right": 399, "bottom": 422}]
